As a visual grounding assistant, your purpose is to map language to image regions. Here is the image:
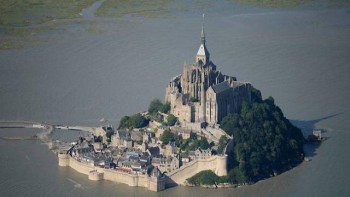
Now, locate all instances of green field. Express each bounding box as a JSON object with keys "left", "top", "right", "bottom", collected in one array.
[
  {"left": 0, "top": 0, "right": 95, "bottom": 26},
  {"left": 1, "top": 0, "right": 348, "bottom": 50},
  {"left": 237, "top": 0, "right": 350, "bottom": 8},
  {"left": 95, "top": 0, "right": 176, "bottom": 18},
  {"left": 235, "top": 0, "right": 311, "bottom": 7},
  {"left": 0, "top": 0, "right": 95, "bottom": 50}
]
